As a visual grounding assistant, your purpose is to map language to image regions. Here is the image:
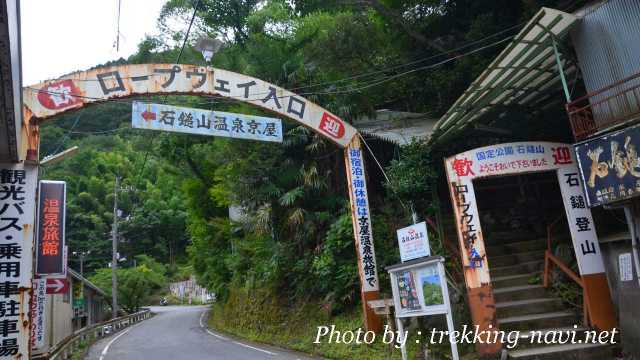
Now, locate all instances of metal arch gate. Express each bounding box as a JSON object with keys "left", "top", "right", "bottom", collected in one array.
[
  {"left": 445, "top": 141, "right": 616, "bottom": 355},
  {"left": 20, "top": 64, "right": 383, "bottom": 334}
]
